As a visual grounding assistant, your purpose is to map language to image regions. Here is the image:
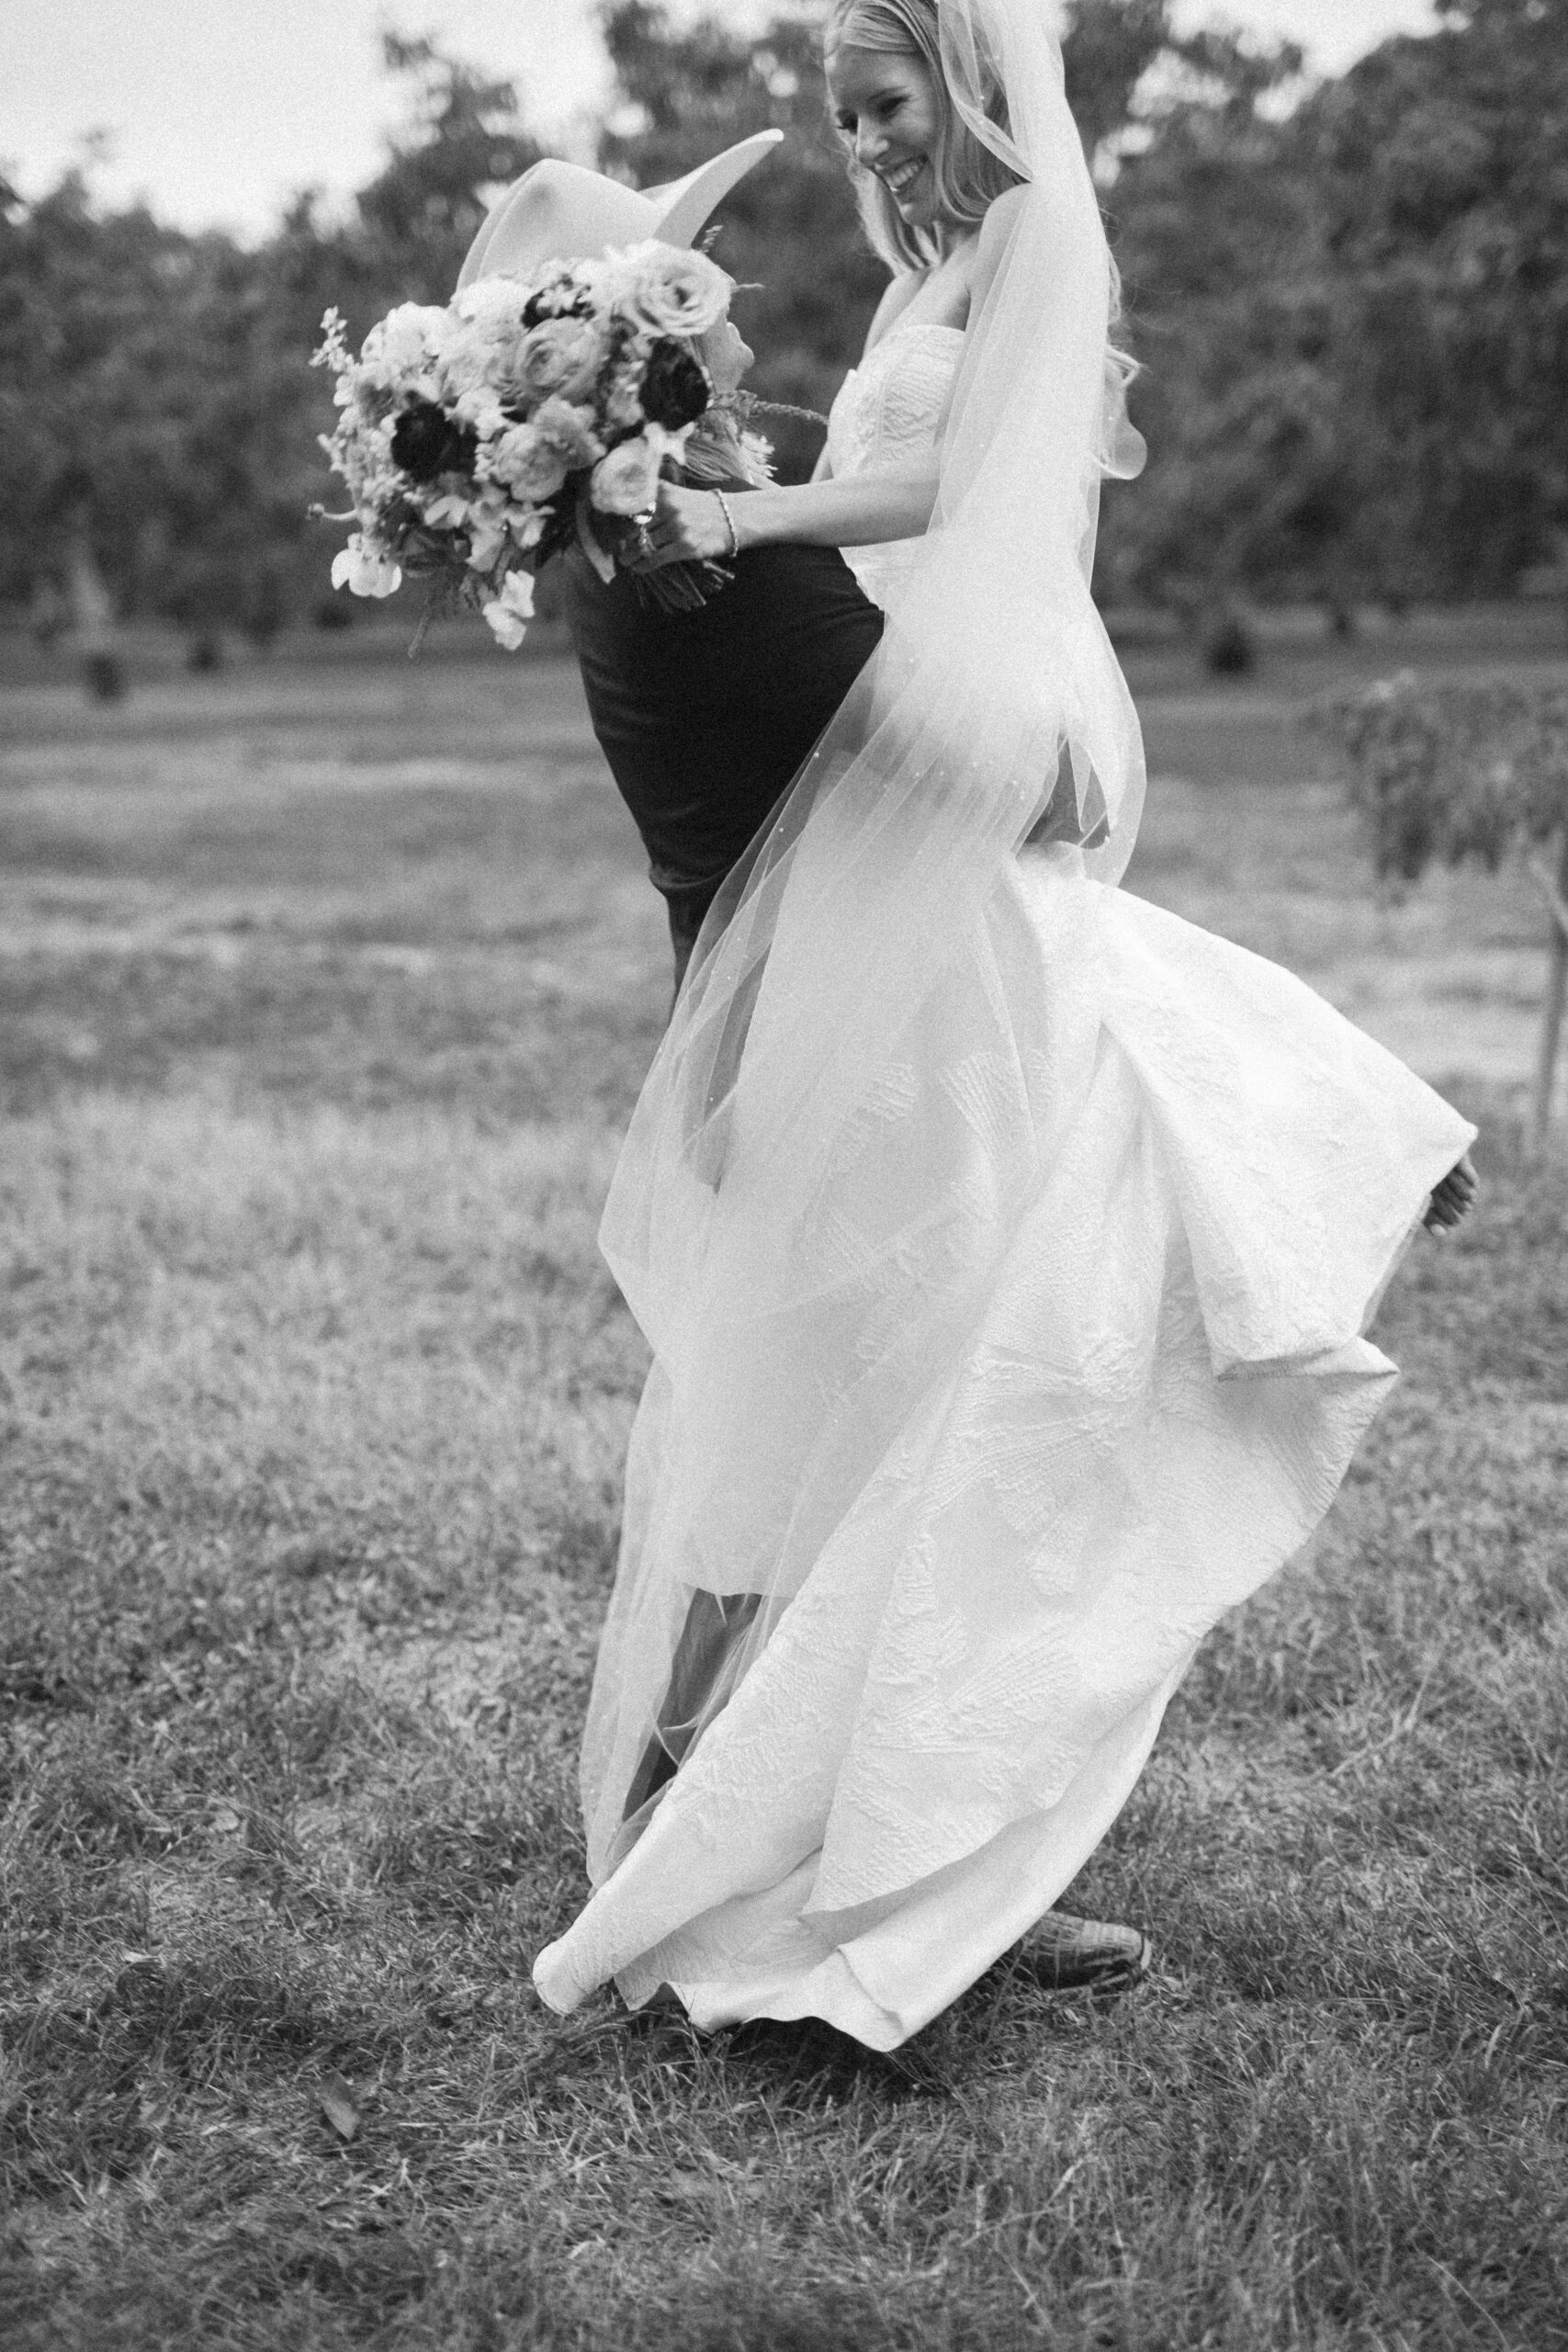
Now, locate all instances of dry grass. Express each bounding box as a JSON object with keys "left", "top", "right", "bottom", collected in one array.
[{"left": 2, "top": 621, "right": 1566, "bottom": 2349}]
